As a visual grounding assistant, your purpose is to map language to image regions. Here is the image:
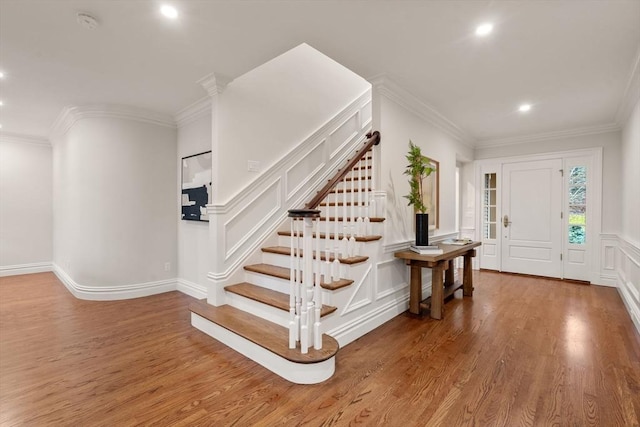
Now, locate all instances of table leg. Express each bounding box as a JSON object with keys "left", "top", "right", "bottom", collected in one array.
[
  {"left": 463, "top": 251, "right": 475, "bottom": 297},
  {"left": 445, "top": 259, "right": 455, "bottom": 287},
  {"left": 430, "top": 261, "right": 445, "bottom": 320},
  {"left": 409, "top": 264, "right": 422, "bottom": 314}
]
